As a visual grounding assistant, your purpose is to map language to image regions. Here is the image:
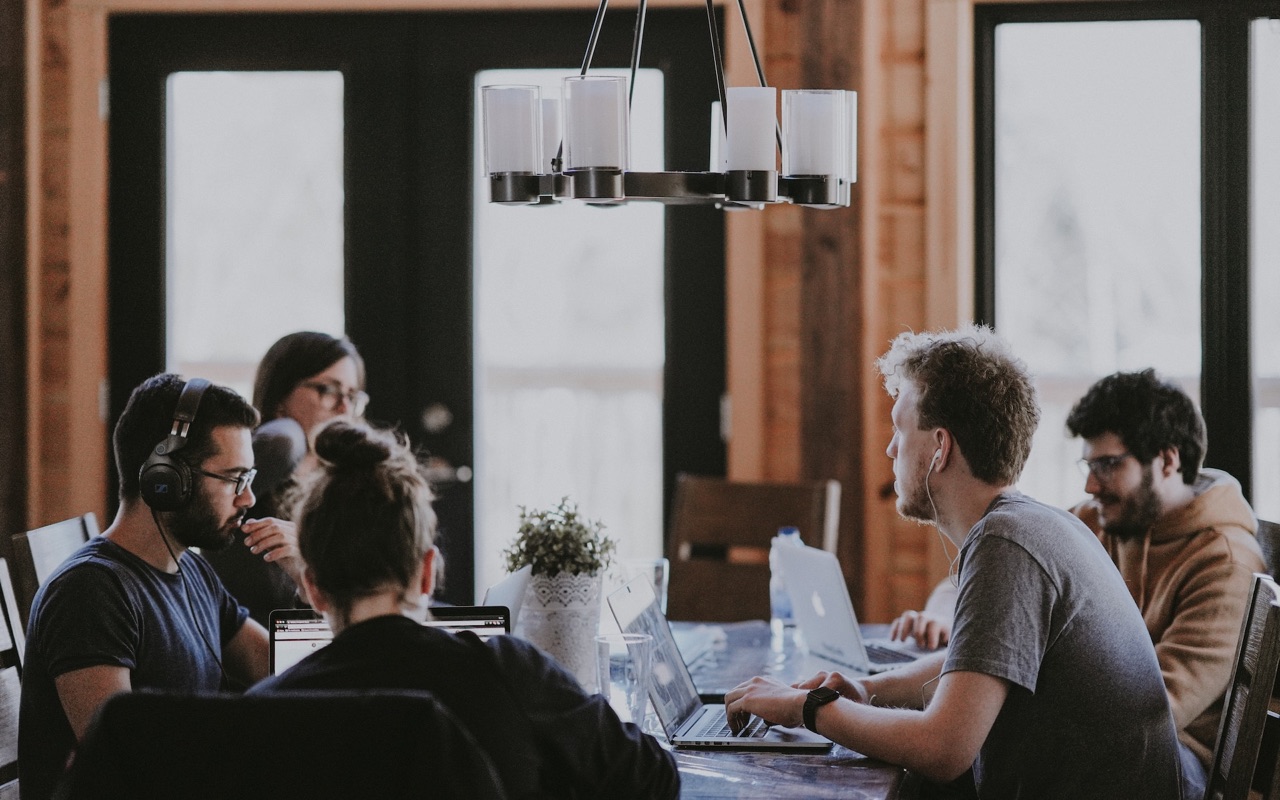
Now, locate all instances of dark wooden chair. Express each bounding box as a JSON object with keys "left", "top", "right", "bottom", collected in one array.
[
  {"left": 665, "top": 473, "right": 840, "bottom": 622},
  {"left": 1256, "top": 519, "right": 1280, "bottom": 581},
  {"left": 1204, "top": 572, "right": 1280, "bottom": 800},
  {"left": 0, "top": 558, "right": 25, "bottom": 799},
  {"left": 55, "top": 689, "right": 508, "bottom": 800},
  {"left": 12, "top": 512, "right": 99, "bottom": 629}
]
